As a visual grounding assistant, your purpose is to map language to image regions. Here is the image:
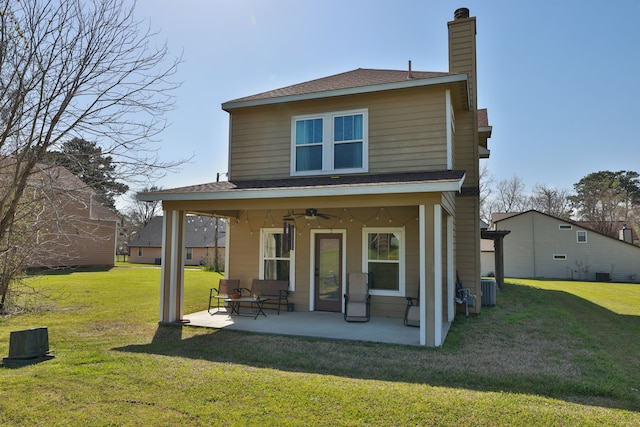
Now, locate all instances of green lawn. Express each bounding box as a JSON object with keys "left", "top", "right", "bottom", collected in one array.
[{"left": 1, "top": 268, "right": 639, "bottom": 426}]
